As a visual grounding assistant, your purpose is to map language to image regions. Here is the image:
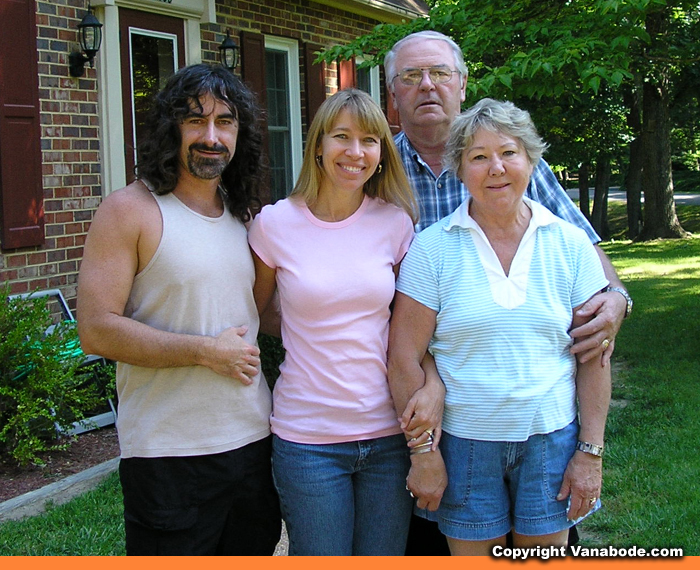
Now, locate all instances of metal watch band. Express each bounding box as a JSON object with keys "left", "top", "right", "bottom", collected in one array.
[
  {"left": 576, "top": 440, "right": 604, "bottom": 457},
  {"left": 606, "top": 286, "right": 633, "bottom": 318}
]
